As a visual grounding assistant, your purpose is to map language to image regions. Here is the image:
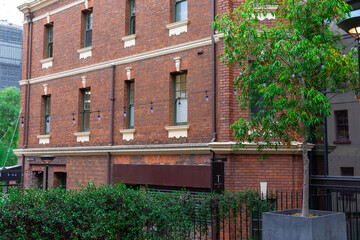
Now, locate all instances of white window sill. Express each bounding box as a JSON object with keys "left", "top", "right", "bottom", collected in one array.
[
  {"left": 77, "top": 46, "right": 93, "bottom": 59},
  {"left": 119, "top": 129, "right": 135, "bottom": 141},
  {"left": 165, "top": 125, "right": 189, "bottom": 138},
  {"left": 74, "top": 131, "right": 90, "bottom": 142},
  {"left": 166, "top": 20, "right": 189, "bottom": 36},
  {"left": 37, "top": 134, "right": 50, "bottom": 144},
  {"left": 40, "top": 57, "right": 53, "bottom": 69},
  {"left": 254, "top": 5, "right": 278, "bottom": 21},
  {"left": 121, "top": 34, "right": 136, "bottom": 48}
]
